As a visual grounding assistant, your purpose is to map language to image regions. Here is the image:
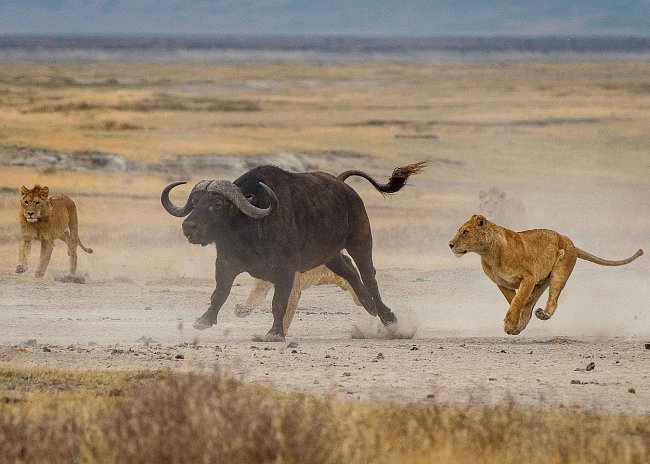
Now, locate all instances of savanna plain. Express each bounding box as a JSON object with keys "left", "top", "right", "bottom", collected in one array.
[{"left": 1, "top": 61, "right": 649, "bottom": 462}]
